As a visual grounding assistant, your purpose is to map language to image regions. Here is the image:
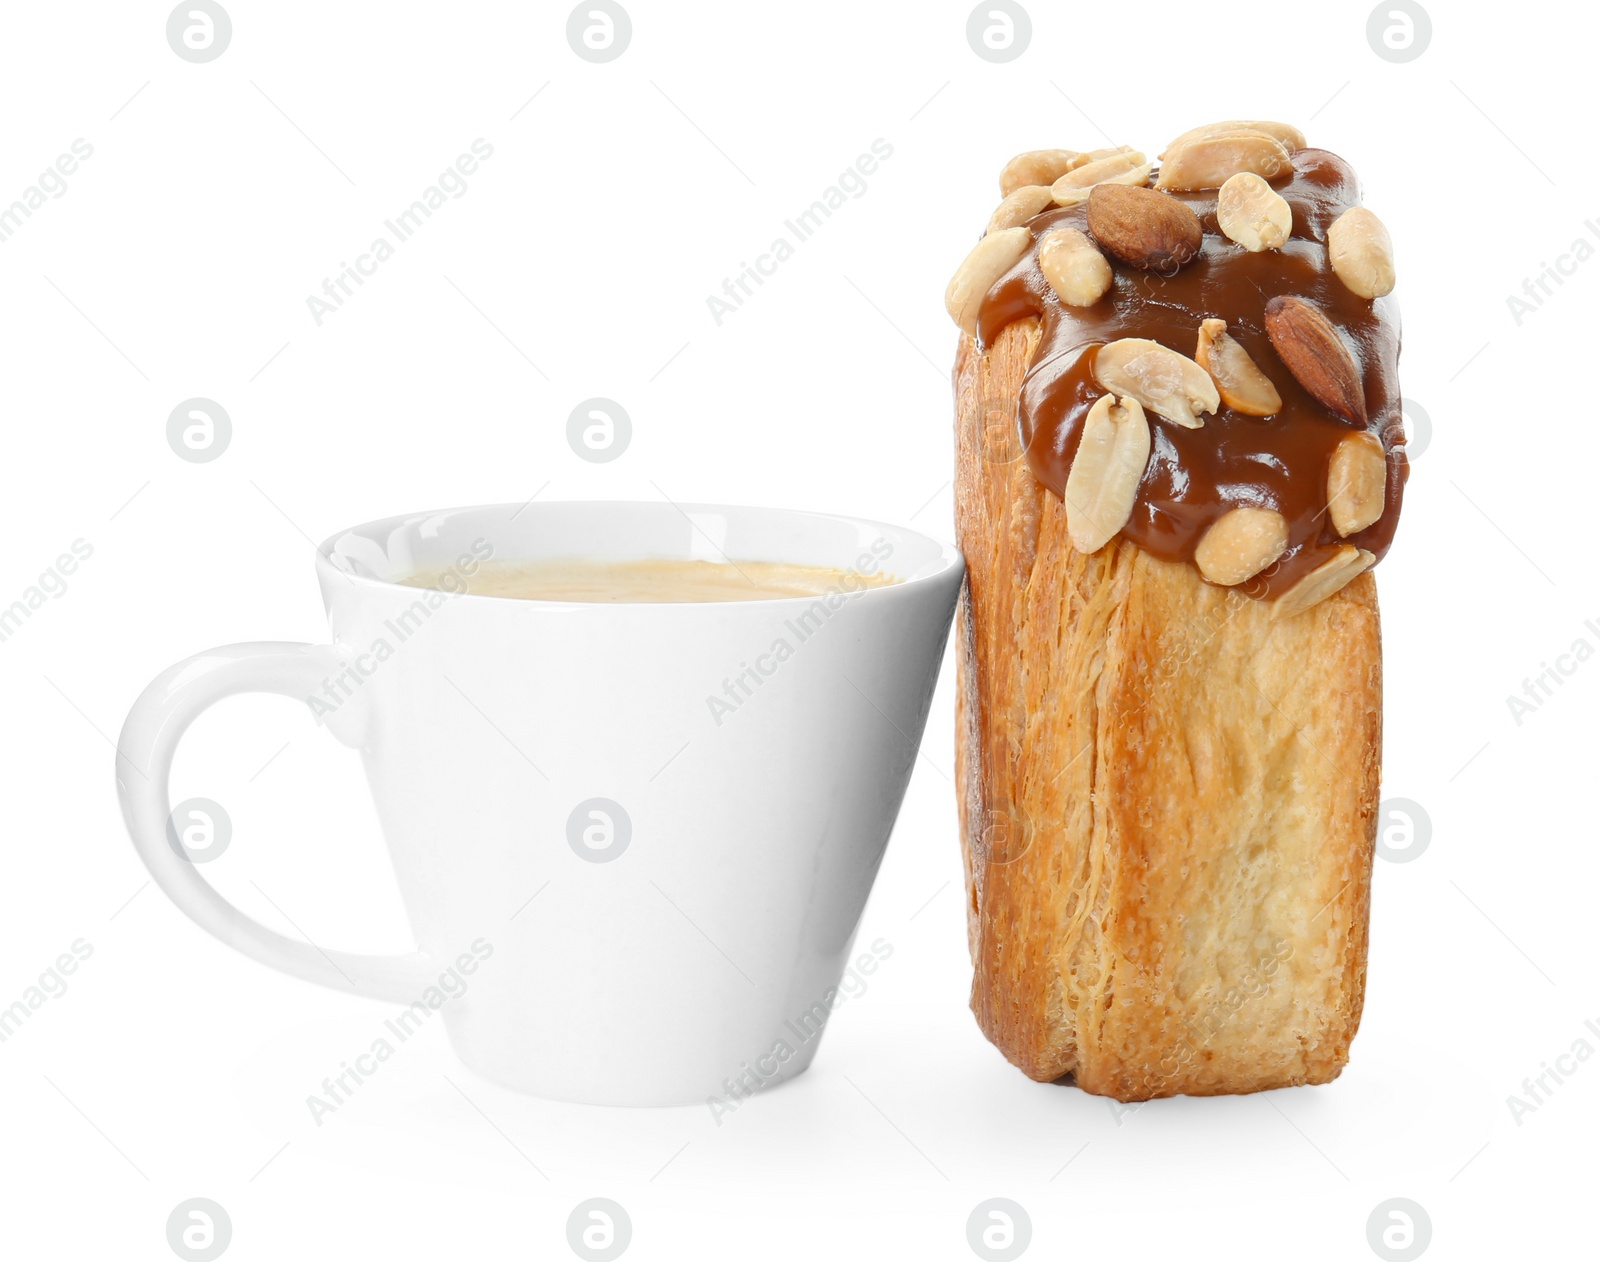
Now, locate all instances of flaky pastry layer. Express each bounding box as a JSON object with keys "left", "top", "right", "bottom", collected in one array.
[{"left": 954, "top": 319, "right": 1380, "bottom": 1099}]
